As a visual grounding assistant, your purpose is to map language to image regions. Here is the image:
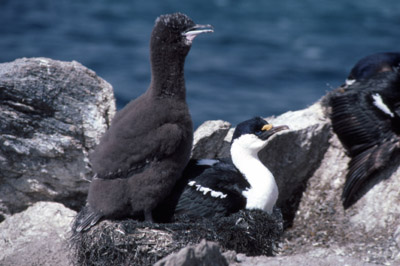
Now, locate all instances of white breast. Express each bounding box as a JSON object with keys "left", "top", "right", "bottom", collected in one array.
[{"left": 230, "top": 134, "right": 279, "bottom": 214}]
